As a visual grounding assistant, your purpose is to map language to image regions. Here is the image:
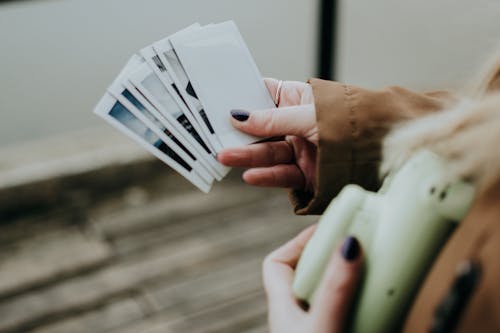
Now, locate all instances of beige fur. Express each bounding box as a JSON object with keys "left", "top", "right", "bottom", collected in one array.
[
  {"left": 381, "top": 55, "right": 500, "bottom": 188},
  {"left": 468, "top": 51, "right": 500, "bottom": 97}
]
